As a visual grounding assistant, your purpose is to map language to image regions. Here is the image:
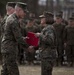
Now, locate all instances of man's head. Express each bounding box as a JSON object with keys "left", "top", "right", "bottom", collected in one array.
[
  {"left": 15, "top": 2, "right": 28, "bottom": 19},
  {"left": 55, "top": 14, "right": 62, "bottom": 24},
  {"left": 27, "top": 18, "right": 35, "bottom": 26},
  {"left": 6, "top": 2, "right": 16, "bottom": 15},
  {"left": 68, "top": 17, "right": 74, "bottom": 26}
]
